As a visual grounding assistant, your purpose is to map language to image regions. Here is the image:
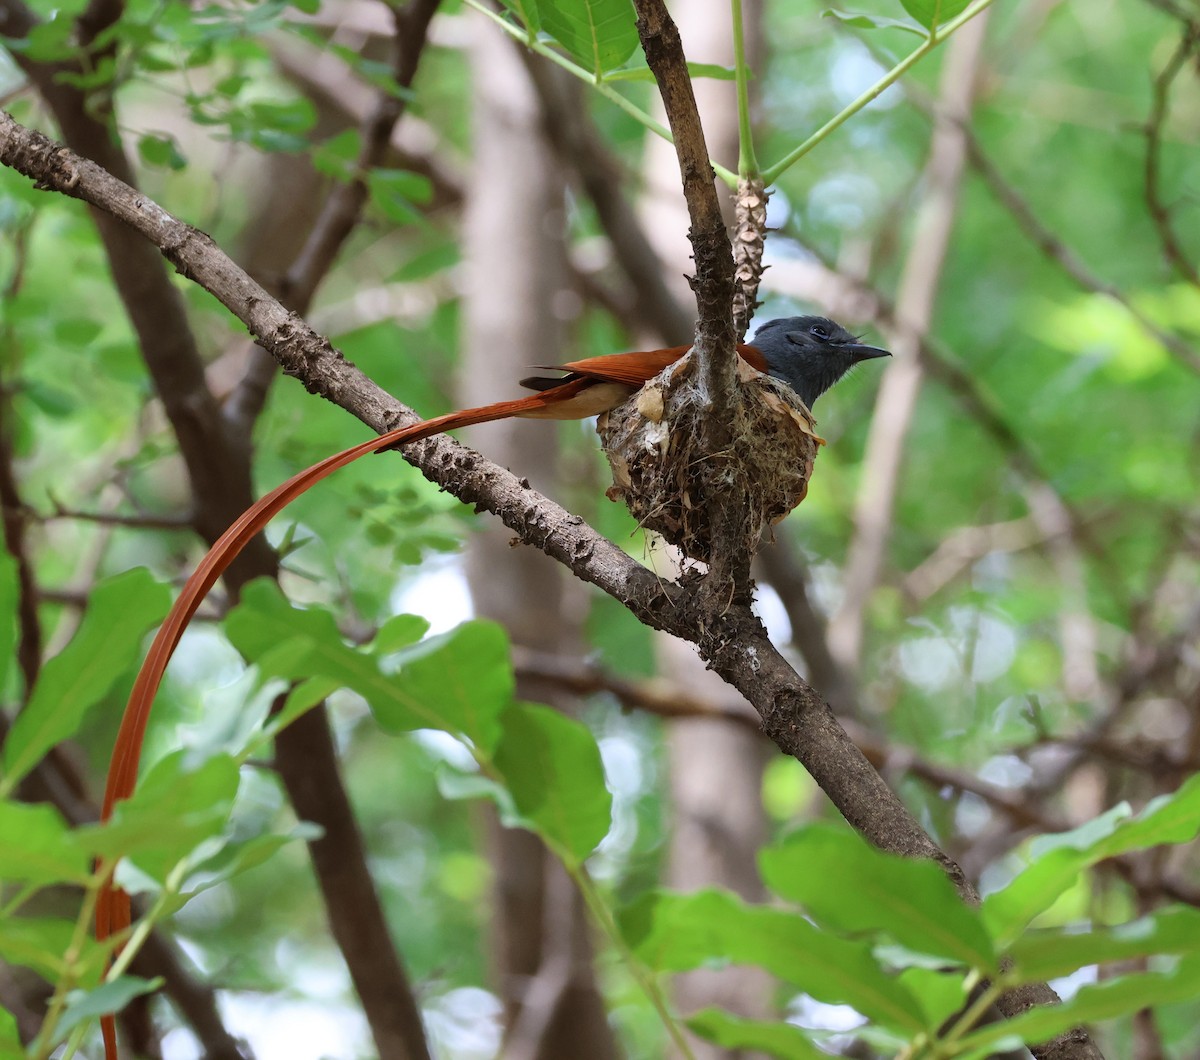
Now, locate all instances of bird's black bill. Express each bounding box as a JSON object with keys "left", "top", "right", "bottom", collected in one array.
[{"left": 844, "top": 343, "right": 891, "bottom": 362}]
